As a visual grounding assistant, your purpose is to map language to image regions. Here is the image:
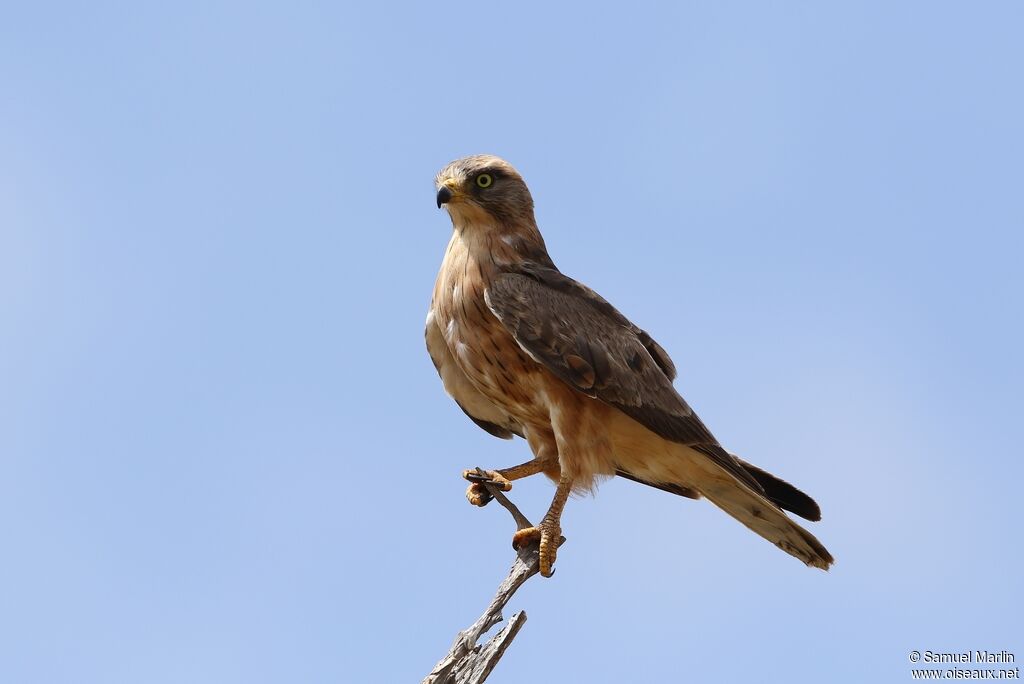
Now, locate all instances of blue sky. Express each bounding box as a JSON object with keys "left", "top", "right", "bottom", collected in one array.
[{"left": 2, "top": 2, "right": 1021, "bottom": 682}]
